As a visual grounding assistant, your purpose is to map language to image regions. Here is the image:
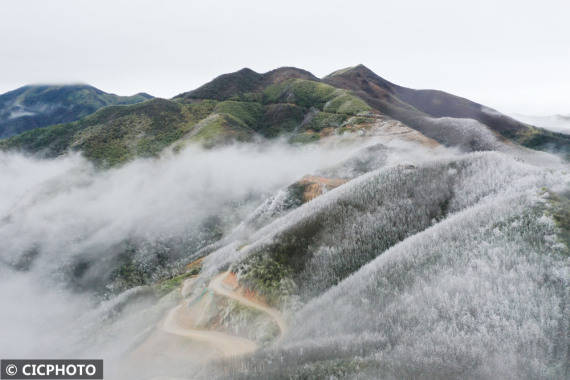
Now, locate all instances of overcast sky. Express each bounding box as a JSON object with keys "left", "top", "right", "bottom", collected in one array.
[{"left": 1, "top": 0, "right": 569, "bottom": 115}]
